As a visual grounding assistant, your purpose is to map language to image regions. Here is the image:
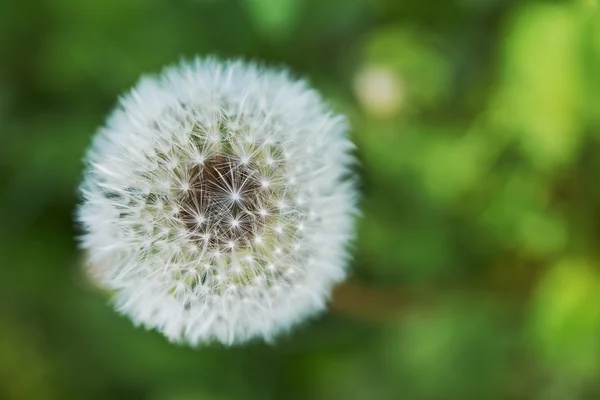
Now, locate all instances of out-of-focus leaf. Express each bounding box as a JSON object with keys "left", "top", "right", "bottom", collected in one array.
[
  {"left": 382, "top": 301, "right": 521, "bottom": 399},
  {"left": 530, "top": 258, "right": 600, "bottom": 379},
  {"left": 0, "top": 315, "right": 56, "bottom": 400},
  {"left": 243, "top": 0, "right": 304, "bottom": 40},
  {"left": 582, "top": 2, "right": 600, "bottom": 128},
  {"left": 307, "top": 351, "right": 385, "bottom": 400},
  {"left": 353, "top": 65, "right": 404, "bottom": 118},
  {"left": 479, "top": 171, "right": 568, "bottom": 255},
  {"left": 412, "top": 130, "right": 501, "bottom": 203},
  {"left": 362, "top": 27, "right": 453, "bottom": 112},
  {"left": 490, "top": 2, "right": 585, "bottom": 169}
]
